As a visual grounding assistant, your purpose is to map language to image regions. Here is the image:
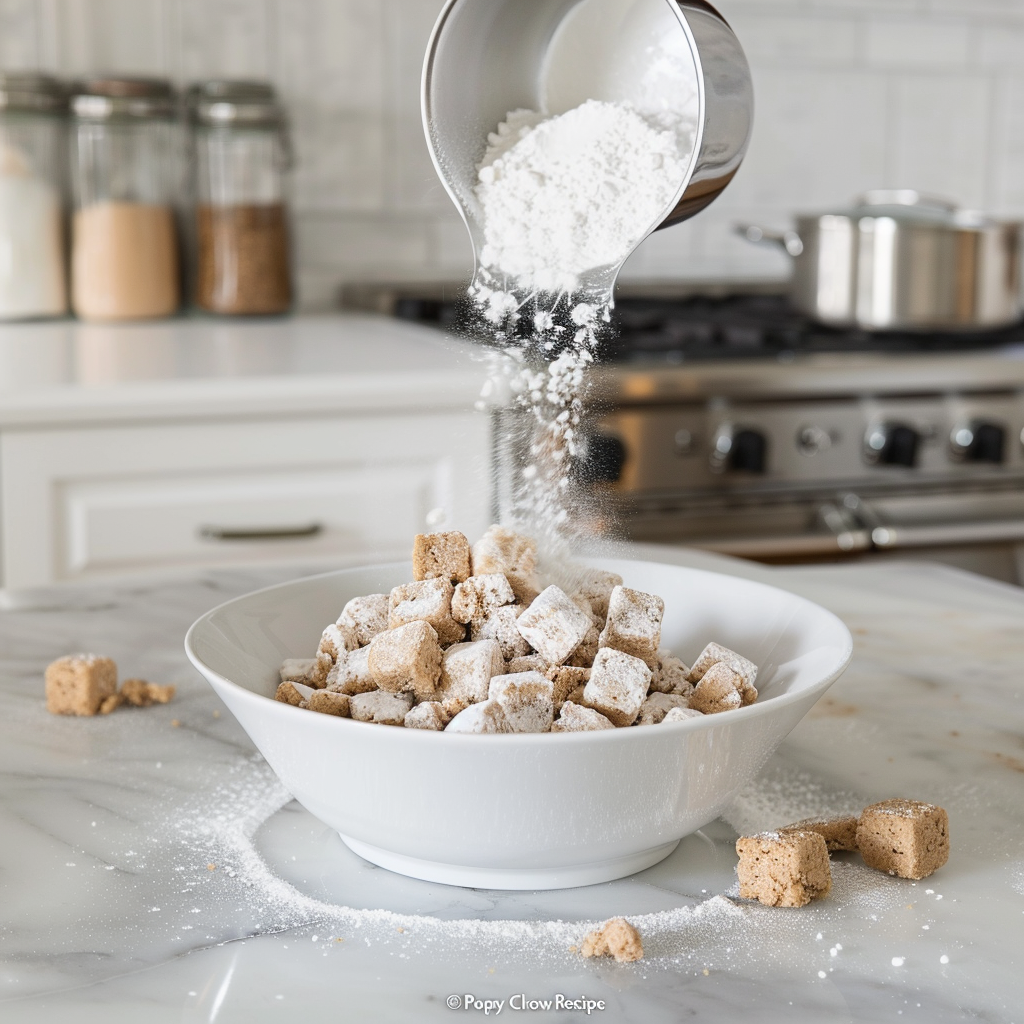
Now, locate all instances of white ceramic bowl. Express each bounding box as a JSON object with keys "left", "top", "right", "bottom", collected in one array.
[{"left": 185, "top": 558, "right": 852, "bottom": 890}]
